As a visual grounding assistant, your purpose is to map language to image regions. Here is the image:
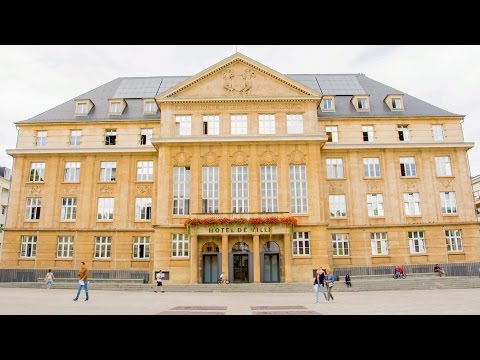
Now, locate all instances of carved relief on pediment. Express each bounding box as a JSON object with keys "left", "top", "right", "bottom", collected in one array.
[
  {"left": 230, "top": 151, "right": 249, "bottom": 166},
  {"left": 287, "top": 150, "right": 306, "bottom": 165},
  {"left": 223, "top": 68, "right": 255, "bottom": 96},
  {"left": 173, "top": 152, "right": 192, "bottom": 167},
  {"left": 259, "top": 151, "right": 277, "bottom": 166},
  {"left": 201, "top": 151, "right": 220, "bottom": 166}
]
